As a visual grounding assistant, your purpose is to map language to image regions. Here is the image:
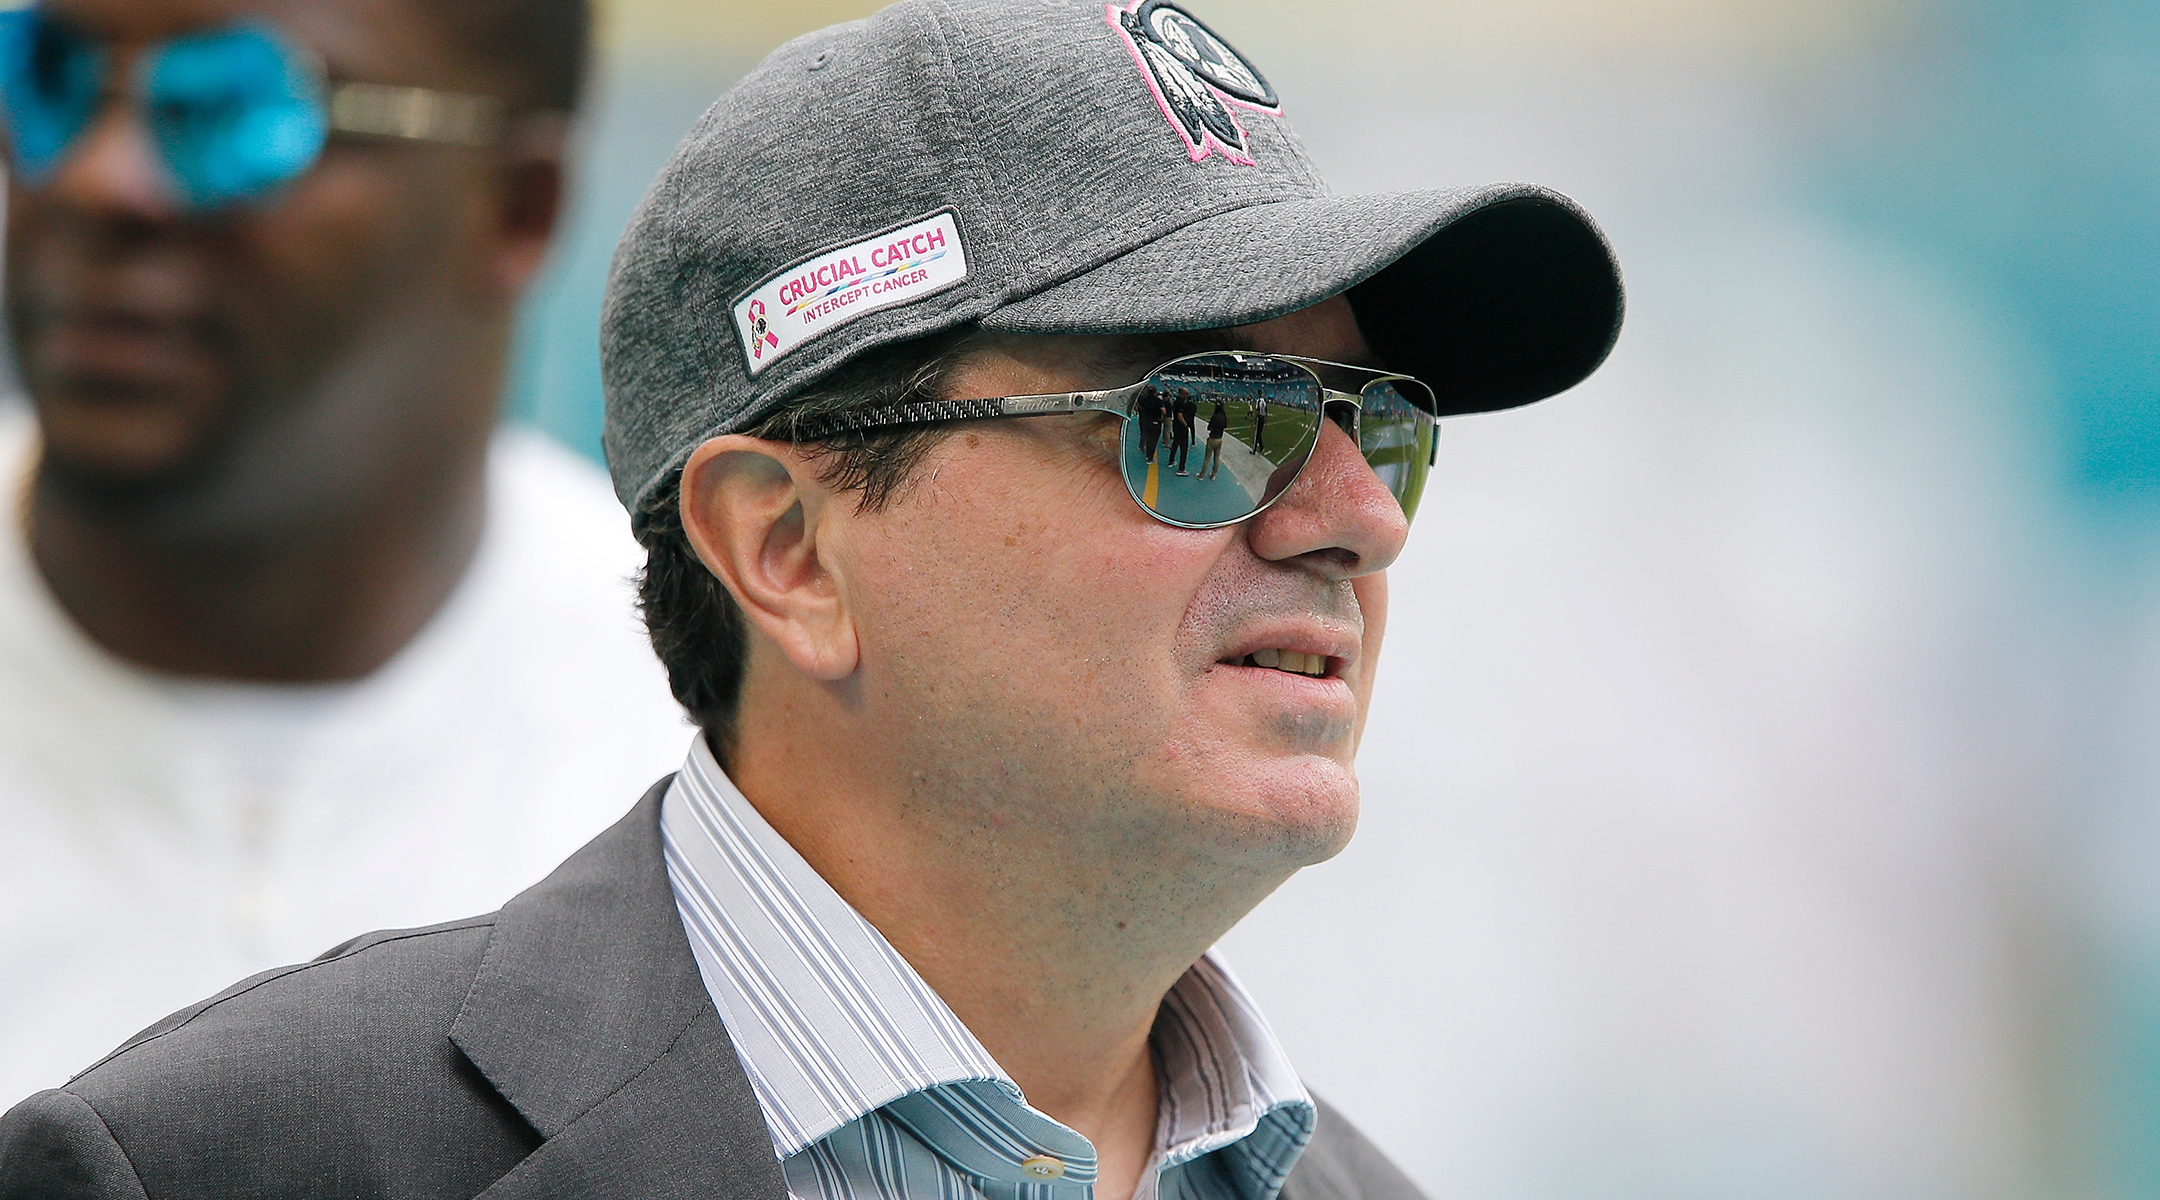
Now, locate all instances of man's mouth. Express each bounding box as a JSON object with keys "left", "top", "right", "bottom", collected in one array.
[
  {"left": 1227, "top": 648, "right": 1333, "bottom": 678},
  {"left": 29, "top": 306, "right": 221, "bottom": 381}
]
